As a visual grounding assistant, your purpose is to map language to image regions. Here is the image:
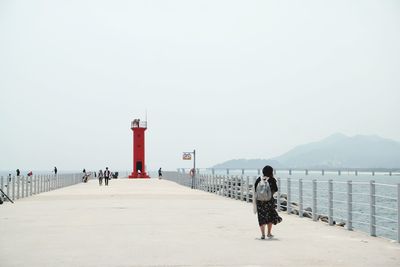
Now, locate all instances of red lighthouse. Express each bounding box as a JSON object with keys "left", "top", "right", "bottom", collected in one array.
[{"left": 129, "top": 118, "right": 150, "bottom": 178}]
